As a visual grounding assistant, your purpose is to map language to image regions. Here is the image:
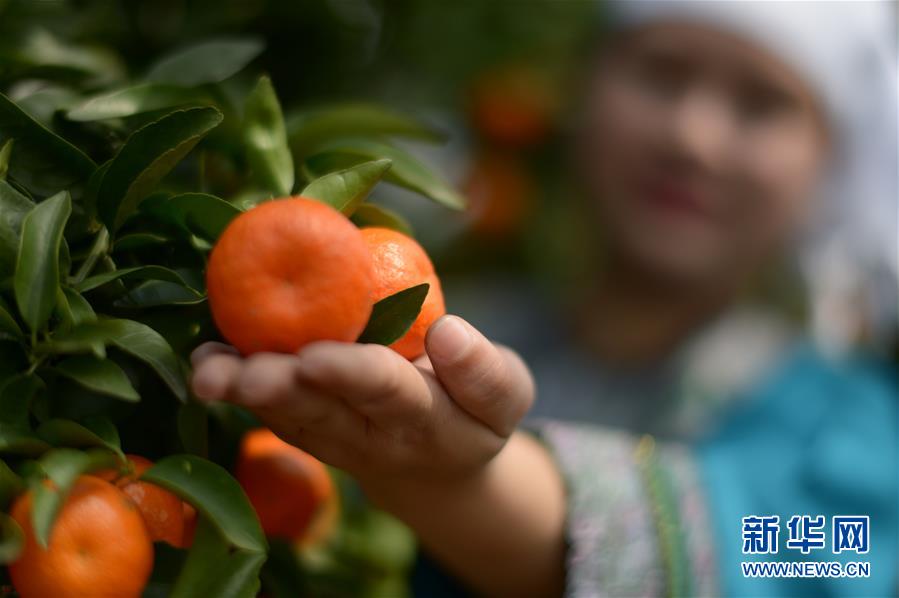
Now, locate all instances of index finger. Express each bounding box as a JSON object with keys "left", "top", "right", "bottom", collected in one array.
[{"left": 294, "top": 341, "right": 437, "bottom": 431}]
